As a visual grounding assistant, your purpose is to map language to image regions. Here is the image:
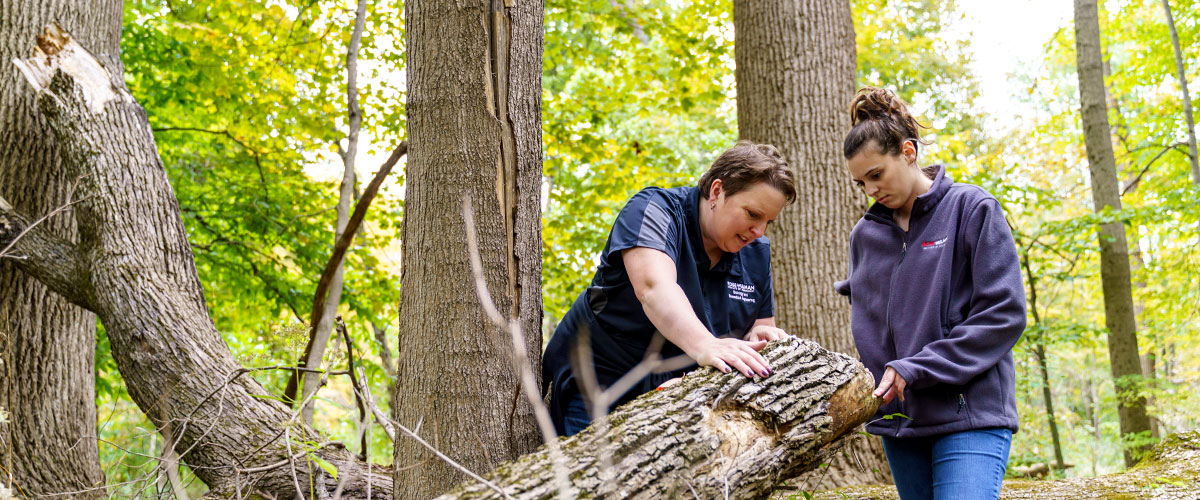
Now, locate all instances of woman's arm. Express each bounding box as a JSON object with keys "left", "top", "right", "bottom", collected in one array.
[{"left": 623, "top": 247, "right": 772, "bottom": 378}]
